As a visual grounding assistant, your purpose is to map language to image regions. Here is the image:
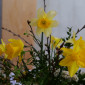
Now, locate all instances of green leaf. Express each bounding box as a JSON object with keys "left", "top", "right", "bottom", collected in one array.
[{"left": 24, "top": 33, "right": 28, "bottom": 35}]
